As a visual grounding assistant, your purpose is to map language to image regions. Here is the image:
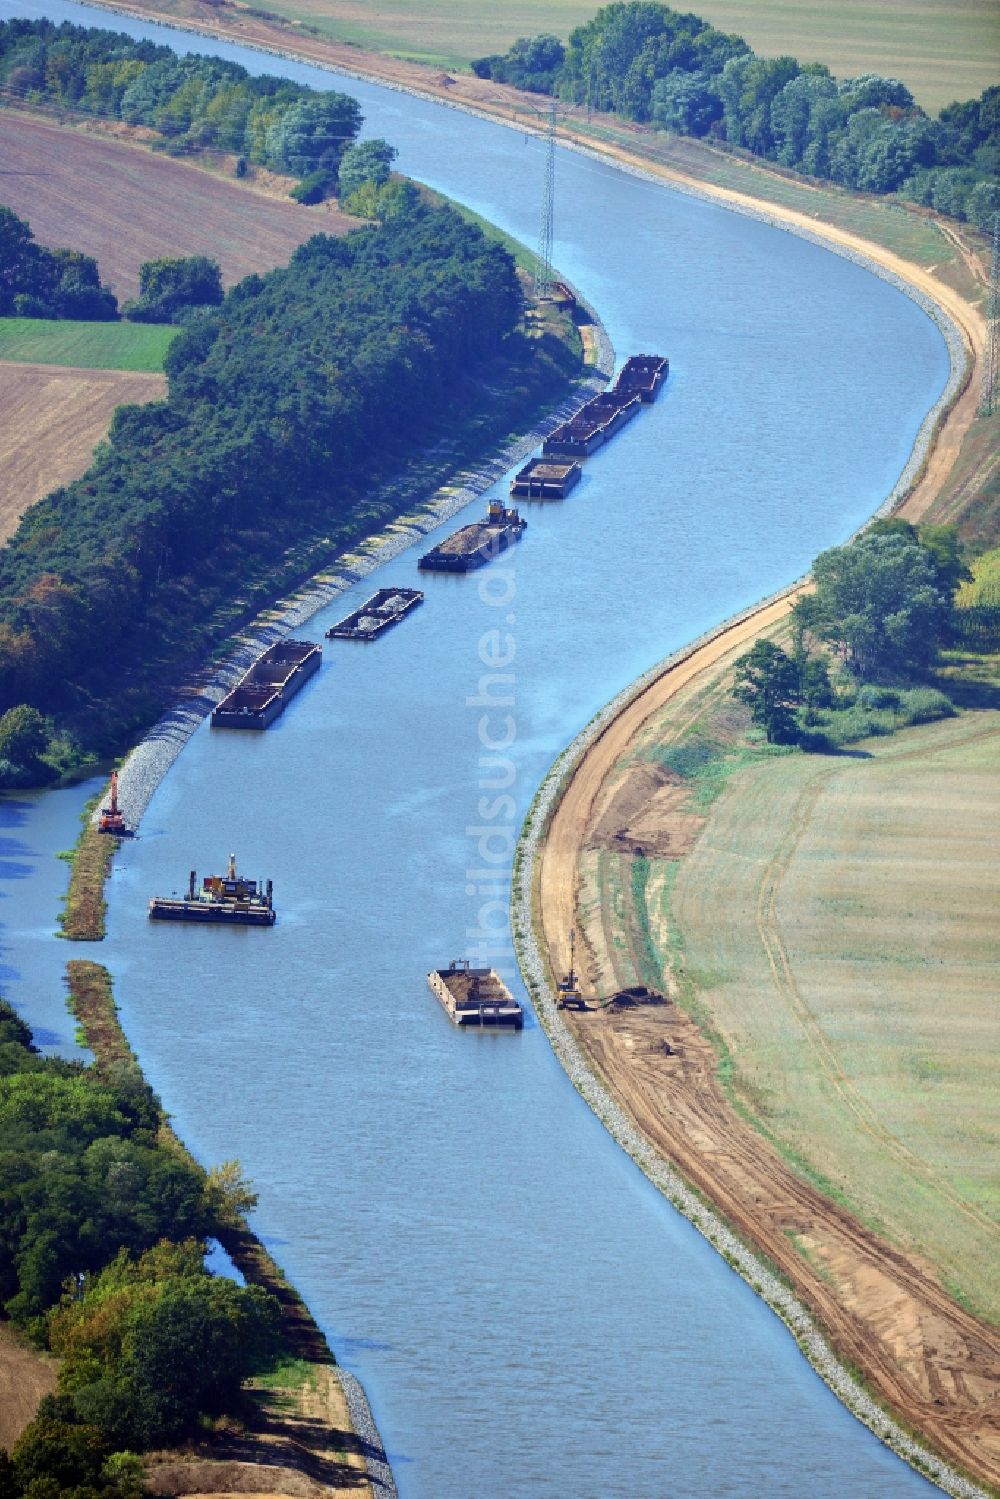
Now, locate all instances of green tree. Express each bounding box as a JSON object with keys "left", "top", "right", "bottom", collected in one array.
[
  {"left": 124, "top": 256, "right": 222, "bottom": 324},
  {"left": 0, "top": 704, "right": 47, "bottom": 769},
  {"left": 265, "top": 93, "right": 362, "bottom": 177},
  {"left": 810, "top": 531, "right": 949, "bottom": 677},
  {"left": 338, "top": 138, "right": 397, "bottom": 199},
  {"left": 732, "top": 639, "right": 801, "bottom": 742}
]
